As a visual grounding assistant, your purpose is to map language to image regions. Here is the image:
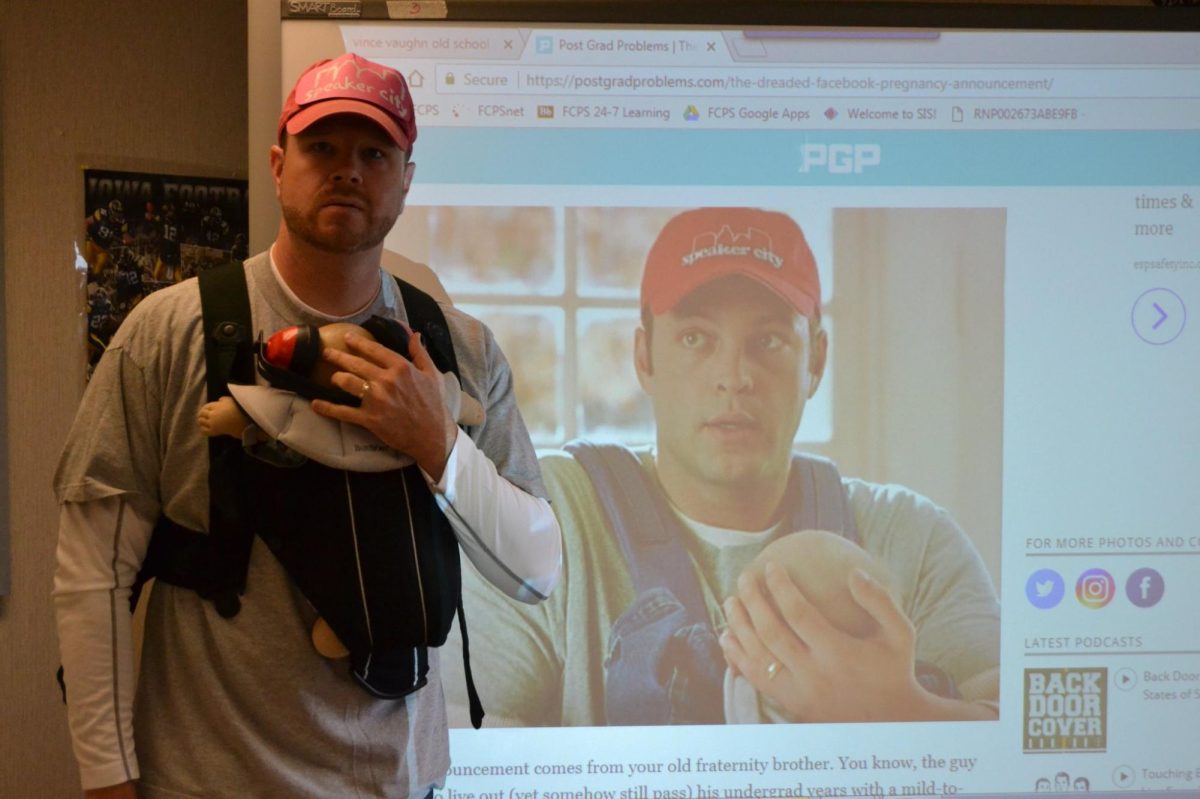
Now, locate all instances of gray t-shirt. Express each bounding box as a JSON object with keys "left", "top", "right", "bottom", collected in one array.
[{"left": 56, "top": 251, "right": 545, "bottom": 798}]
